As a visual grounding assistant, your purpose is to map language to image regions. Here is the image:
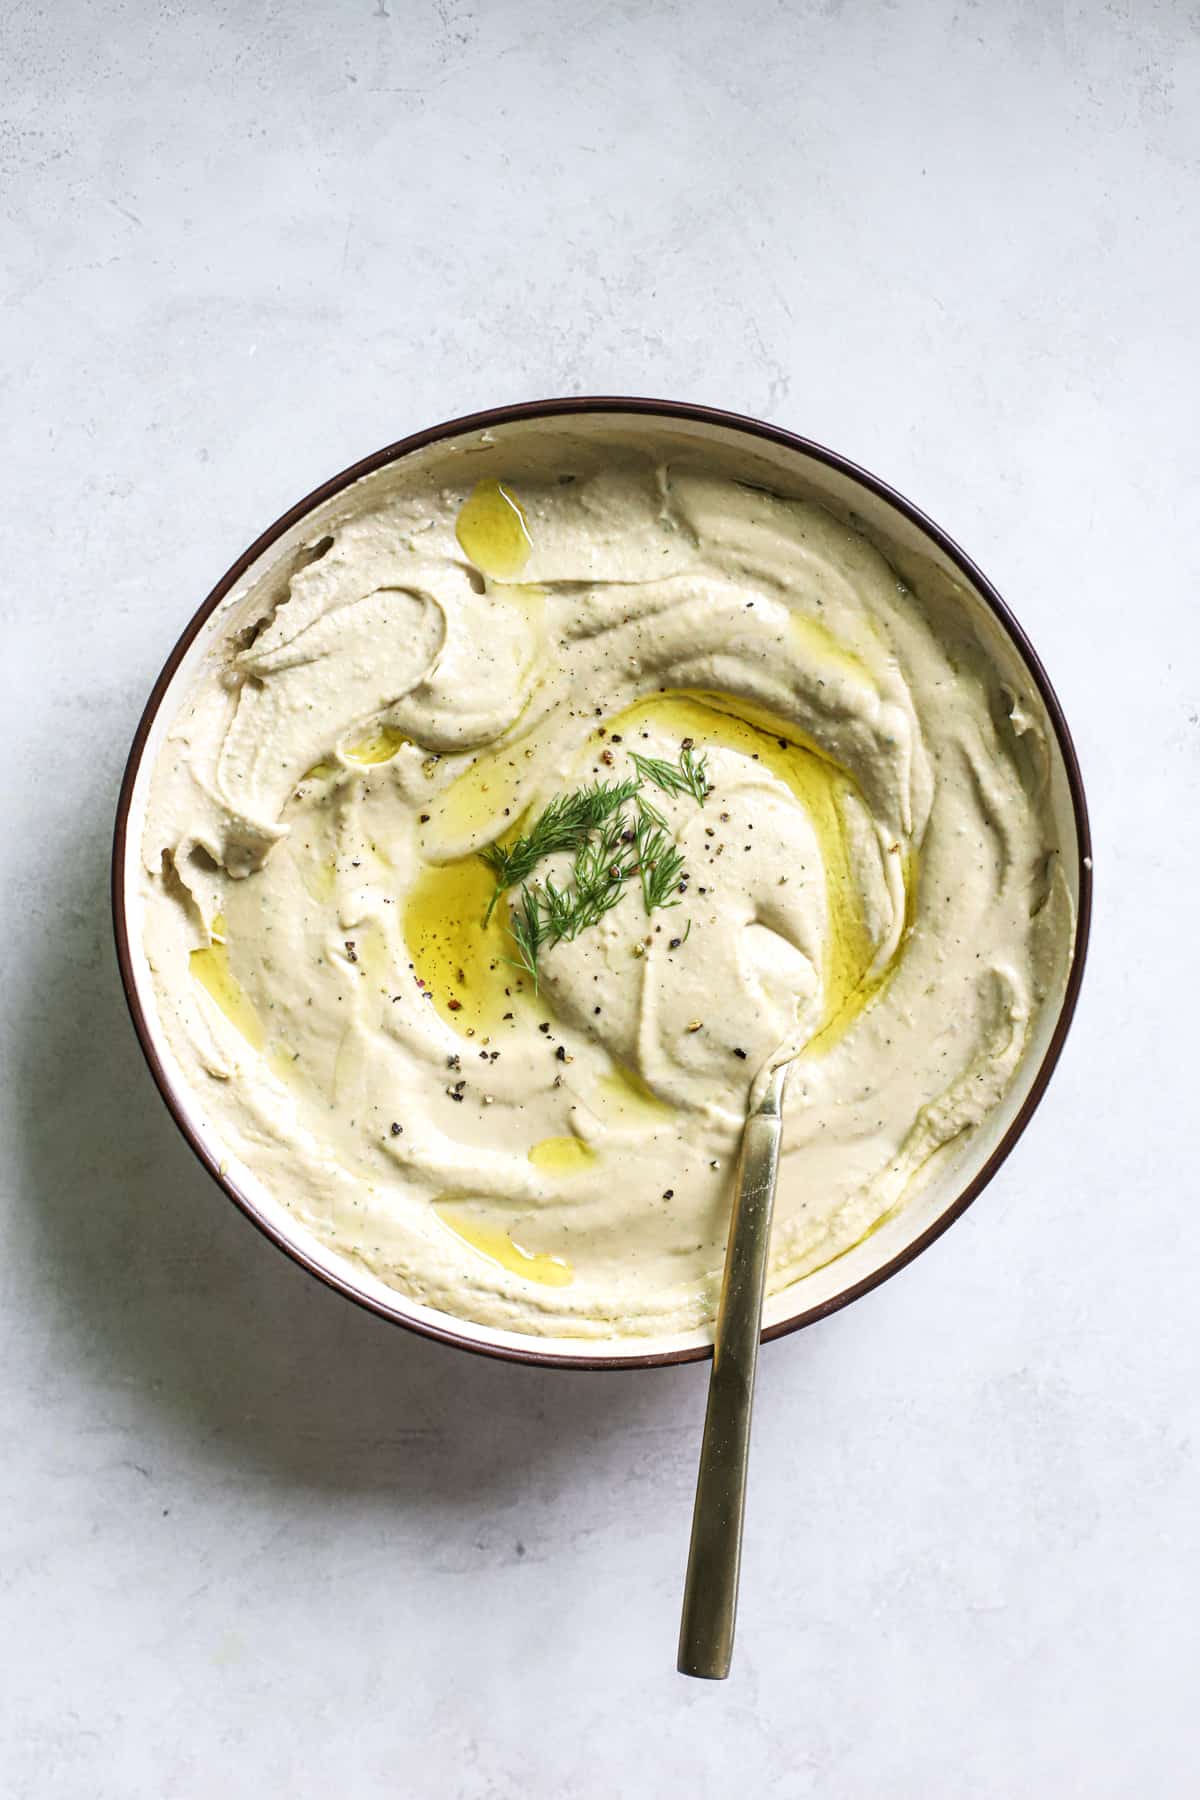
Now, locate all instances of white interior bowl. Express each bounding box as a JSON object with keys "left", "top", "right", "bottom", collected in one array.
[{"left": 112, "top": 399, "right": 1092, "bottom": 1369}]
